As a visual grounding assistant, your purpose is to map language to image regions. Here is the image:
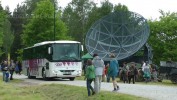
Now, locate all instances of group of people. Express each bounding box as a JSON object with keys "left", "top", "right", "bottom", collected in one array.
[
  {"left": 85, "top": 53, "right": 119, "bottom": 96},
  {"left": 120, "top": 61, "right": 158, "bottom": 84},
  {"left": 121, "top": 62, "right": 138, "bottom": 84},
  {"left": 141, "top": 61, "right": 158, "bottom": 82},
  {"left": 104, "top": 61, "right": 138, "bottom": 84},
  {"left": 1, "top": 60, "right": 22, "bottom": 82},
  {"left": 84, "top": 54, "right": 159, "bottom": 96}
]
